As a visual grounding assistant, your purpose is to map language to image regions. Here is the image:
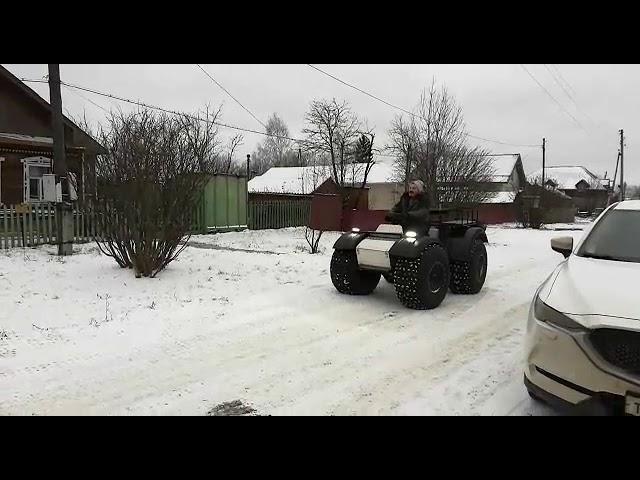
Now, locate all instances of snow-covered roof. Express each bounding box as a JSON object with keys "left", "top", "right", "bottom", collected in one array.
[
  {"left": 350, "top": 162, "right": 398, "bottom": 184},
  {"left": 248, "top": 166, "right": 332, "bottom": 195},
  {"left": 0, "top": 132, "right": 53, "bottom": 145},
  {"left": 486, "top": 154, "right": 520, "bottom": 182},
  {"left": 248, "top": 162, "right": 400, "bottom": 195},
  {"left": 482, "top": 191, "right": 517, "bottom": 204},
  {"left": 528, "top": 166, "right": 606, "bottom": 190}
]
